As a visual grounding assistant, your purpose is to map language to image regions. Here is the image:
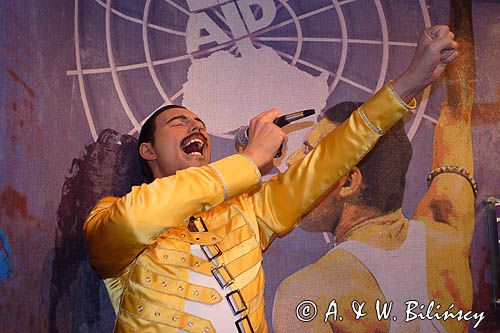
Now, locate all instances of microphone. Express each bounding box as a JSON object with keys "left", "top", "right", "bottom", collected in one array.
[
  {"left": 235, "top": 109, "right": 316, "bottom": 157},
  {"left": 273, "top": 109, "right": 316, "bottom": 127}
]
